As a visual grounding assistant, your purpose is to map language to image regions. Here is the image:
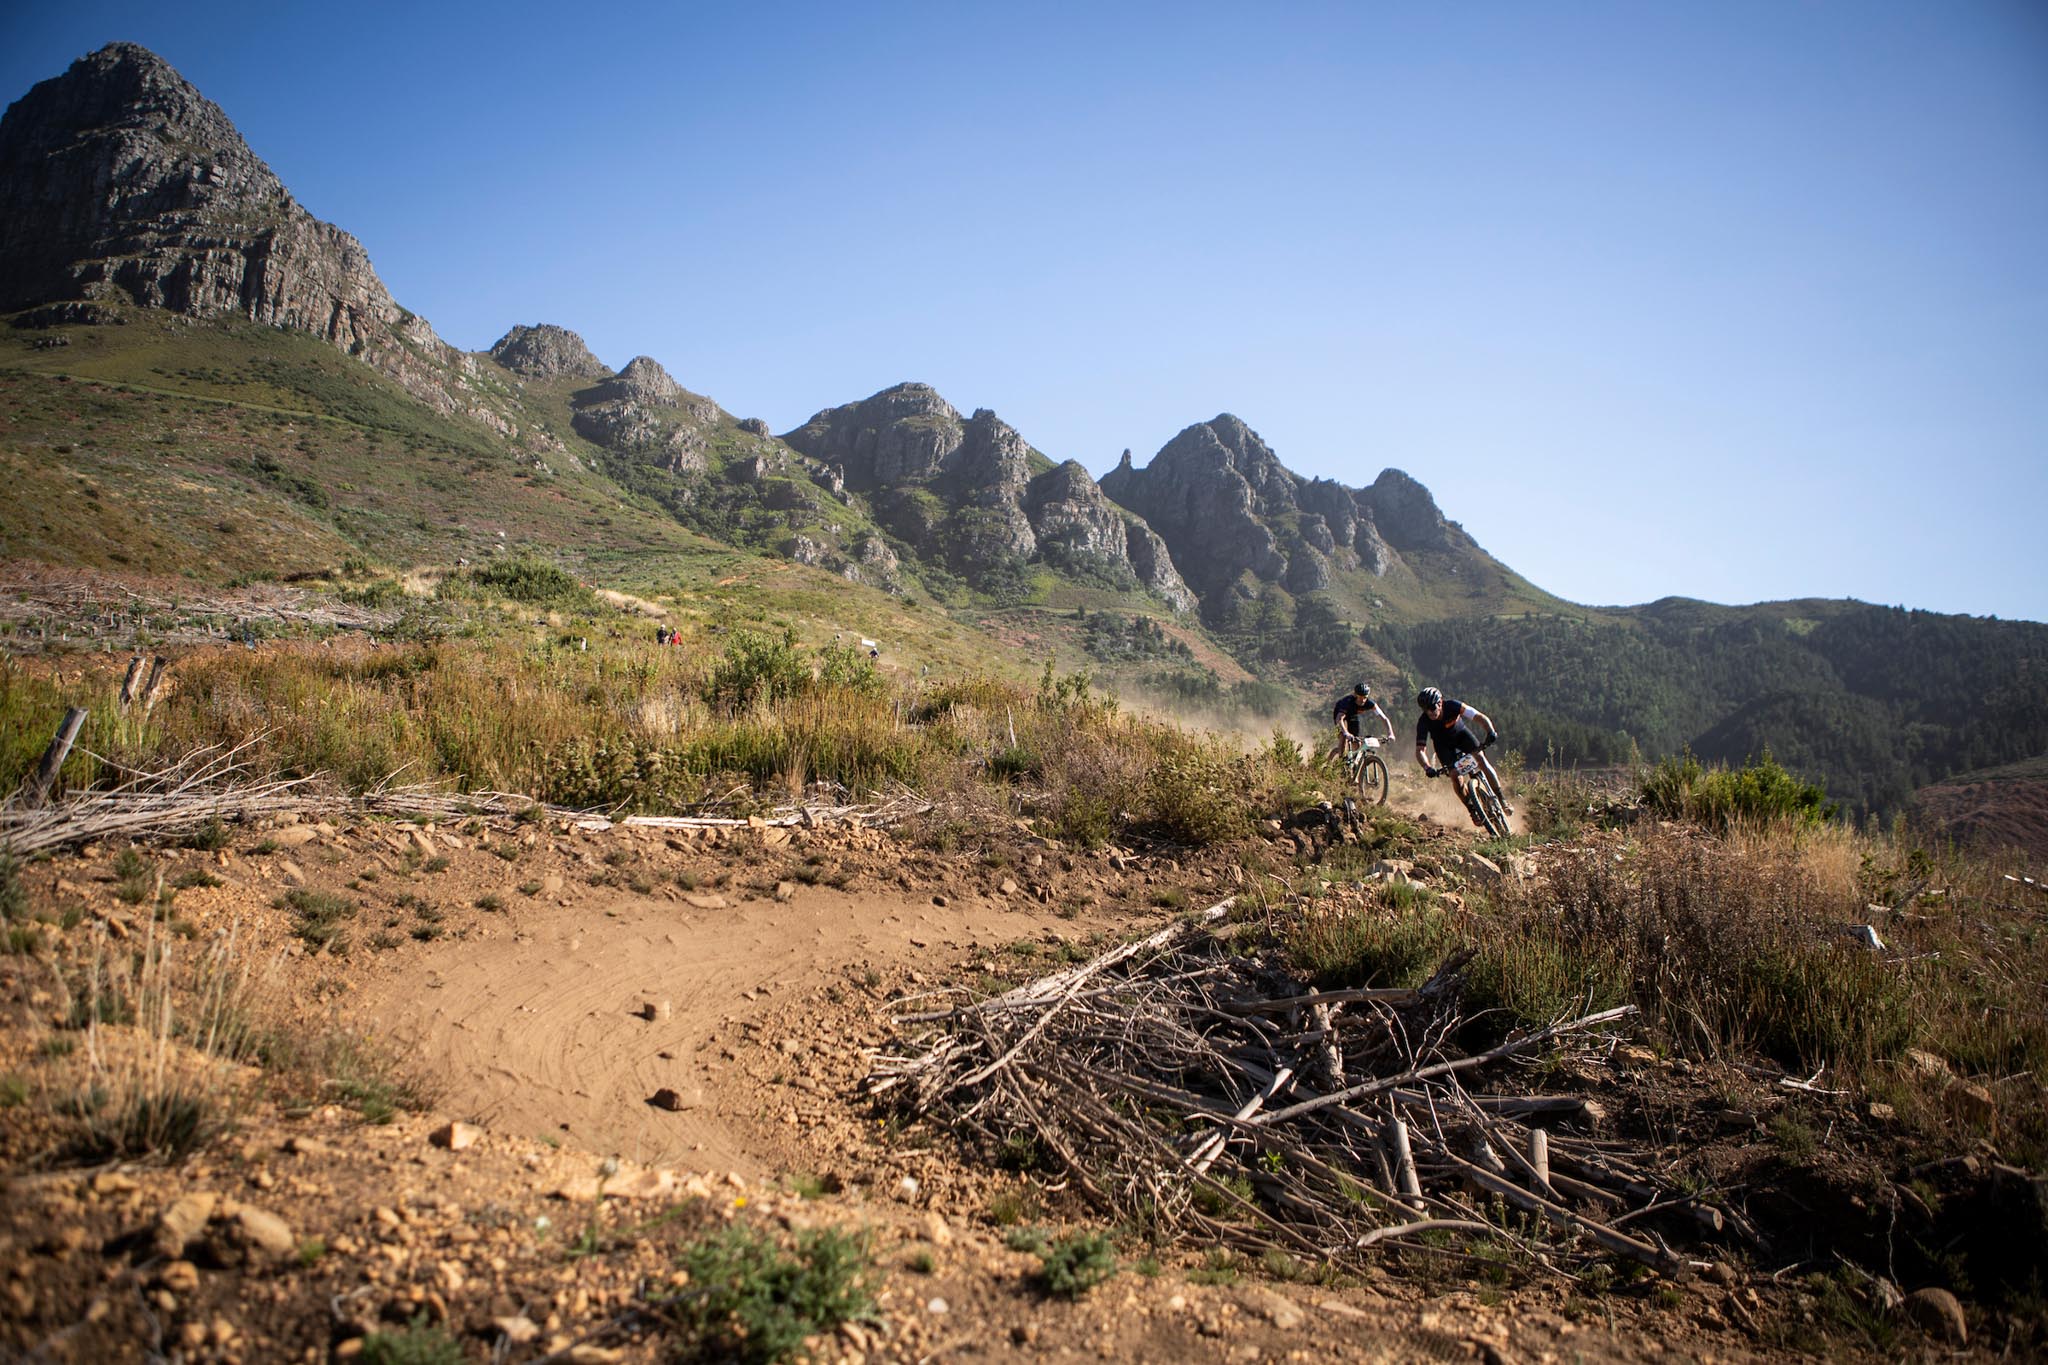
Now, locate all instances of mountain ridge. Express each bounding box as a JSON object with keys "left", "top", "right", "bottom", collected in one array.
[{"left": 3, "top": 42, "right": 2044, "bottom": 823}]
